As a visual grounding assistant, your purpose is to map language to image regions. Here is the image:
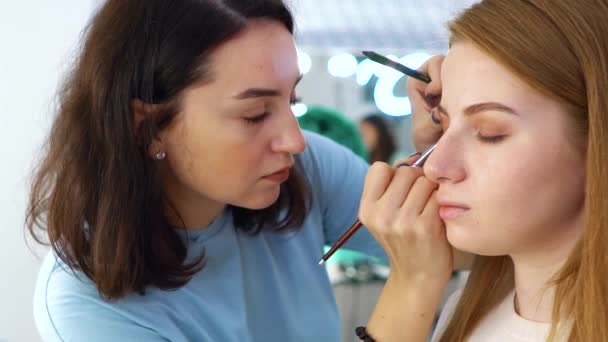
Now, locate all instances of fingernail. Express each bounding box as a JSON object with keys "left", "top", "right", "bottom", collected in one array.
[
  {"left": 396, "top": 162, "right": 411, "bottom": 168},
  {"left": 425, "top": 94, "right": 440, "bottom": 107},
  {"left": 408, "top": 152, "right": 422, "bottom": 158},
  {"left": 431, "top": 109, "right": 441, "bottom": 124}
]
